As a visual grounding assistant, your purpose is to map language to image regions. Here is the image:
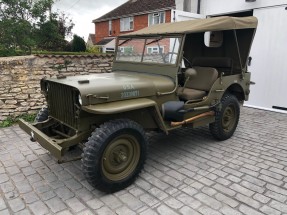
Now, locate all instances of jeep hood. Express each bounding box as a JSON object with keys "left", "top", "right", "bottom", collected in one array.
[{"left": 43, "top": 71, "right": 175, "bottom": 105}]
